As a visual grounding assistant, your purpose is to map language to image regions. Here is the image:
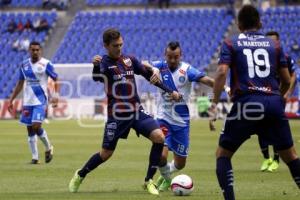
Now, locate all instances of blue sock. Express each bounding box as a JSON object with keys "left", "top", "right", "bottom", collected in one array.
[
  {"left": 216, "top": 157, "right": 235, "bottom": 200},
  {"left": 78, "top": 153, "right": 103, "bottom": 178},
  {"left": 287, "top": 158, "right": 300, "bottom": 189},
  {"left": 145, "top": 143, "right": 164, "bottom": 182}
]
